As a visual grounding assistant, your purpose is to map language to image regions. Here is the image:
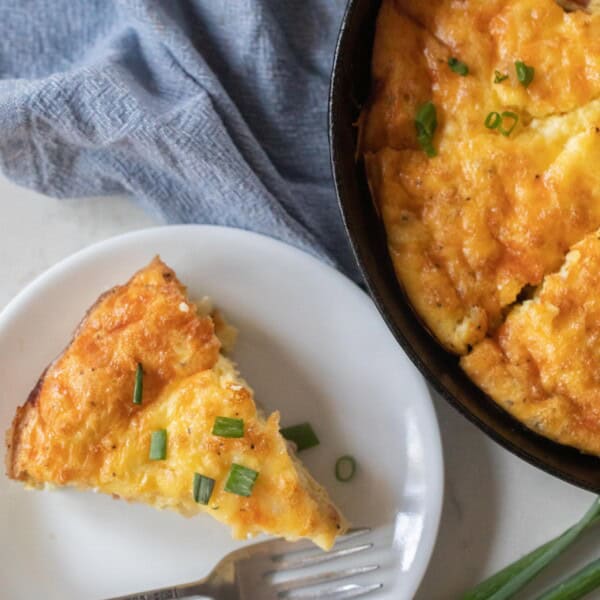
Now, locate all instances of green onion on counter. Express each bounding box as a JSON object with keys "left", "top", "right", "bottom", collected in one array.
[
  {"left": 461, "top": 497, "right": 600, "bottom": 600},
  {"left": 536, "top": 556, "right": 600, "bottom": 600}
]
